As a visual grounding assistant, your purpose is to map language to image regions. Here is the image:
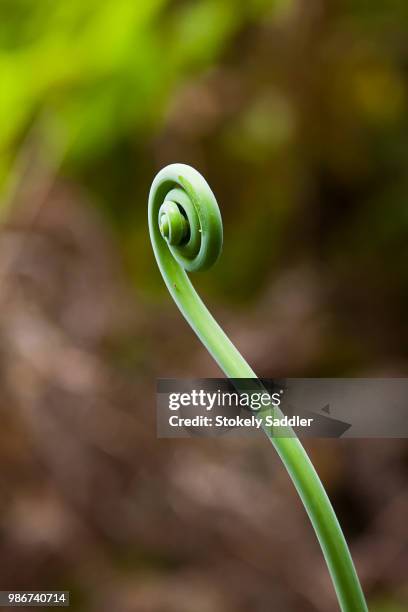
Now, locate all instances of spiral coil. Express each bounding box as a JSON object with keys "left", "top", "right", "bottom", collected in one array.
[{"left": 149, "top": 163, "right": 222, "bottom": 272}]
